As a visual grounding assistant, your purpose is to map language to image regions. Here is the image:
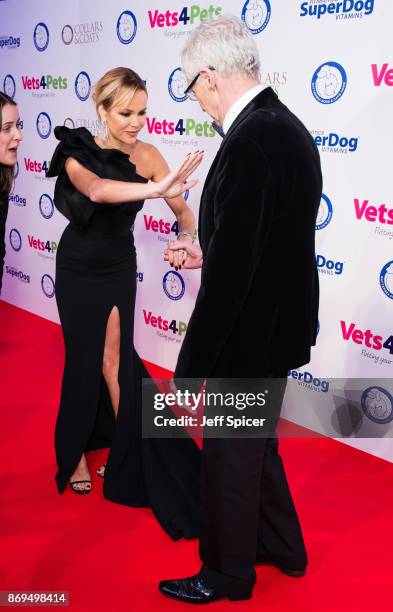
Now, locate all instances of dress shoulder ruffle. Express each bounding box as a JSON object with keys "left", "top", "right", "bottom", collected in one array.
[{"left": 46, "top": 127, "right": 138, "bottom": 229}]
